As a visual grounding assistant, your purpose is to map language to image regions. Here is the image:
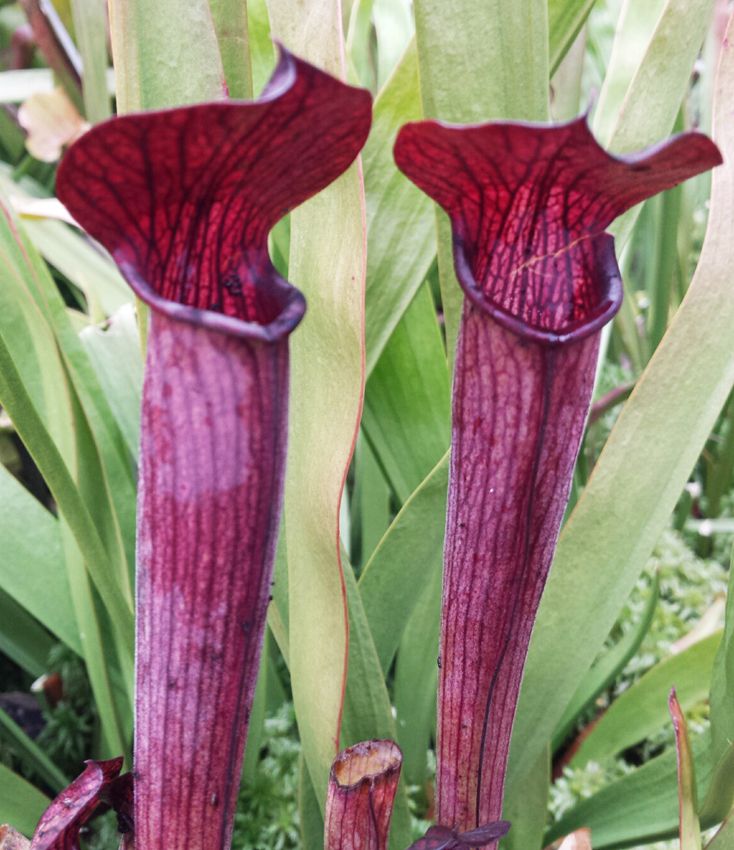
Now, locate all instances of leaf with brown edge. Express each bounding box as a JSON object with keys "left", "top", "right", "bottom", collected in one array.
[
  {"left": 57, "top": 46, "right": 372, "bottom": 850},
  {"left": 267, "top": 0, "right": 377, "bottom": 814},
  {"left": 670, "top": 689, "right": 703, "bottom": 850},
  {"left": 30, "top": 759, "right": 123, "bottom": 850},
  {"left": 394, "top": 117, "right": 720, "bottom": 836}
]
